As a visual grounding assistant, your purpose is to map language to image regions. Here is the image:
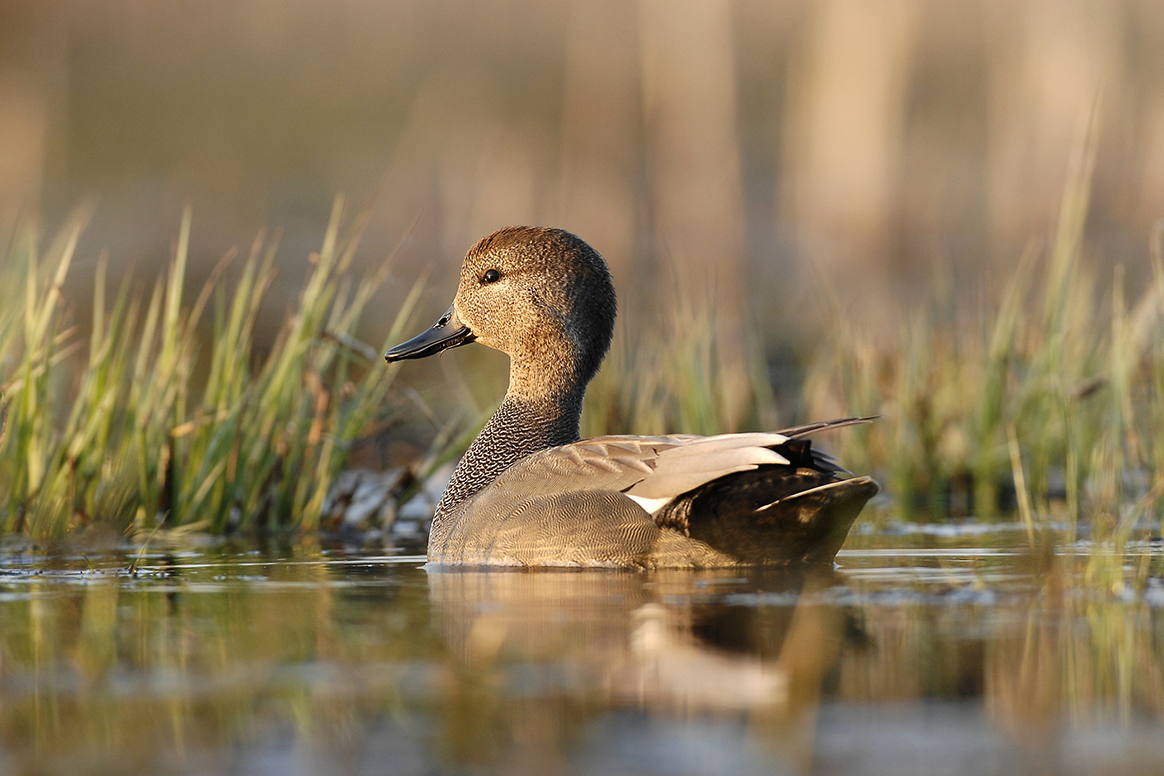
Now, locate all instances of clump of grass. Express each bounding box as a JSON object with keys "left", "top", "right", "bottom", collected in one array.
[
  {"left": 0, "top": 199, "right": 422, "bottom": 538},
  {"left": 582, "top": 273, "right": 778, "bottom": 439},
  {"left": 804, "top": 111, "right": 1164, "bottom": 541}
]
